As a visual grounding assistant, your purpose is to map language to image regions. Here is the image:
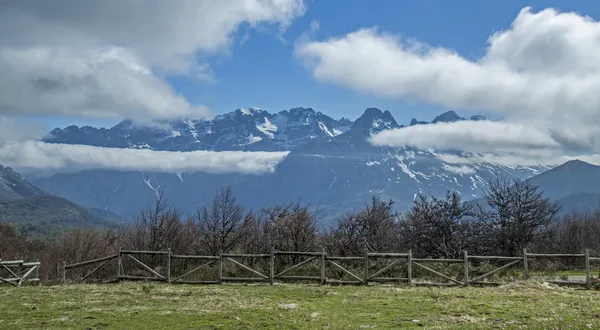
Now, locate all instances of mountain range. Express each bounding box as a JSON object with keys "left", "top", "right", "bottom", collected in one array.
[
  {"left": 25, "top": 107, "right": 570, "bottom": 222},
  {"left": 0, "top": 164, "right": 120, "bottom": 239}
]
